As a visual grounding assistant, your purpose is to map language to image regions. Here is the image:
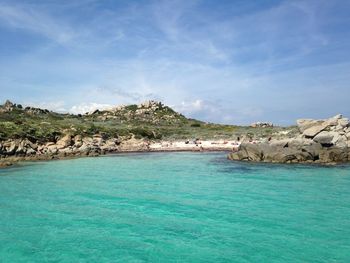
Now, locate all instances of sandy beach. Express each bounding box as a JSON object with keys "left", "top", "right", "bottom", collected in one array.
[{"left": 149, "top": 140, "right": 240, "bottom": 152}]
